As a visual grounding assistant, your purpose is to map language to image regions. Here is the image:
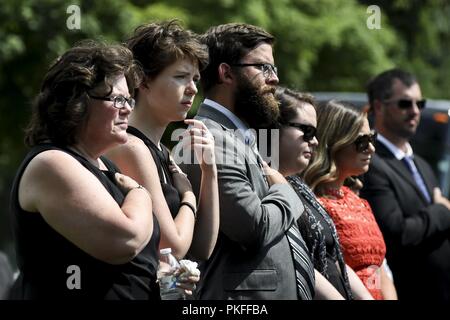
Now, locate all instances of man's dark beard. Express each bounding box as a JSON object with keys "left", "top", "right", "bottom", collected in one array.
[{"left": 234, "top": 74, "right": 279, "bottom": 130}]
